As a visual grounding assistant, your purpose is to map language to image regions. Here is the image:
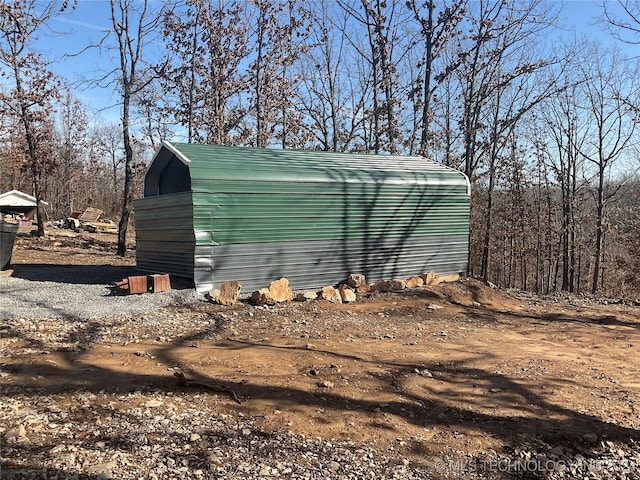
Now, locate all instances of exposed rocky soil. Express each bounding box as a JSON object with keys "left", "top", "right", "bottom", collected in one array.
[{"left": 1, "top": 229, "right": 640, "bottom": 479}]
